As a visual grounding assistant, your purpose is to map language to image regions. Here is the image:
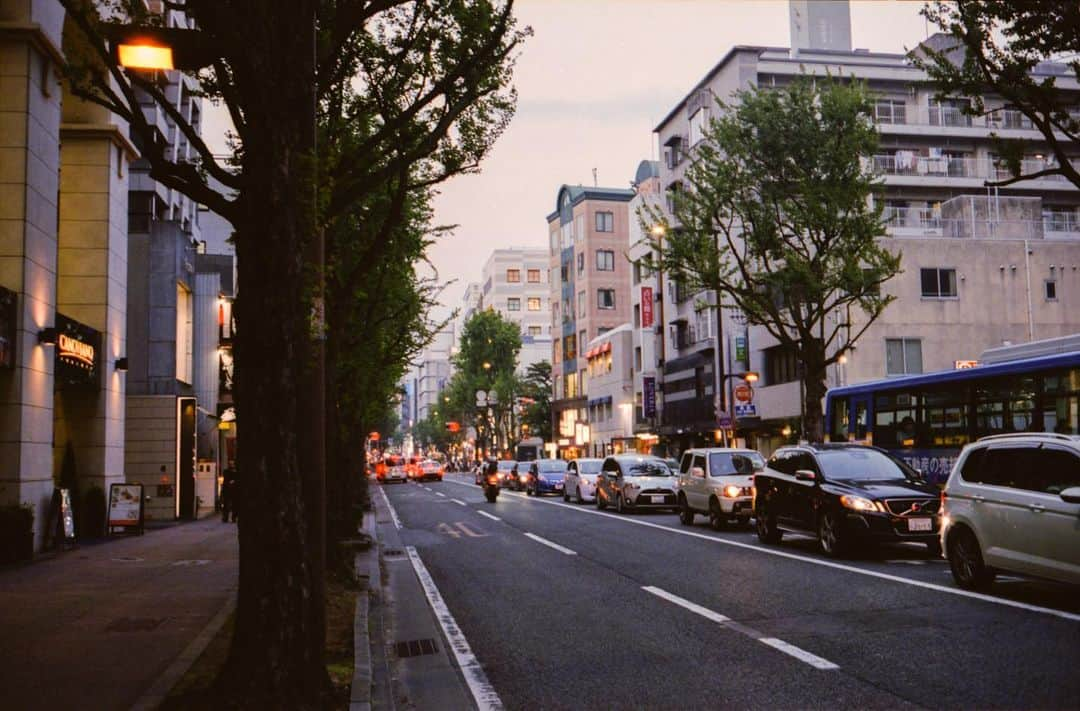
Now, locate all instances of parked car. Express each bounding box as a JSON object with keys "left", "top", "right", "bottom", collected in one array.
[
  {"left": 677, "top": 448, "right": 765, "bottom": 529},
  {"left": 496, "top": 460, "right": 520, "bottom": 489},
  {"left": 417, "top": 459, "right": 444, "bottom": 482},
  {"left": 525, "top": 459, "right": 568, "bottom": 496},
  {"left": 565, "top": 458, "right": 603, "bottom": 503},
  {"left": 596, "top": 455, "right": 678, "bottom": 513},
  {"left": 753, "top": 444, "right": 941, "bottom": 557},
  {"left": 941, "top": 432, "right": 1080, "bottom": 590}
]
